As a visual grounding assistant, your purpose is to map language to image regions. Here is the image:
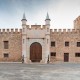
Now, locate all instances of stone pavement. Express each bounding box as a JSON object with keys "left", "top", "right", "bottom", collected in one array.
[{"left": 0, "top": 63, "right": 80, "bottom": 80}]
